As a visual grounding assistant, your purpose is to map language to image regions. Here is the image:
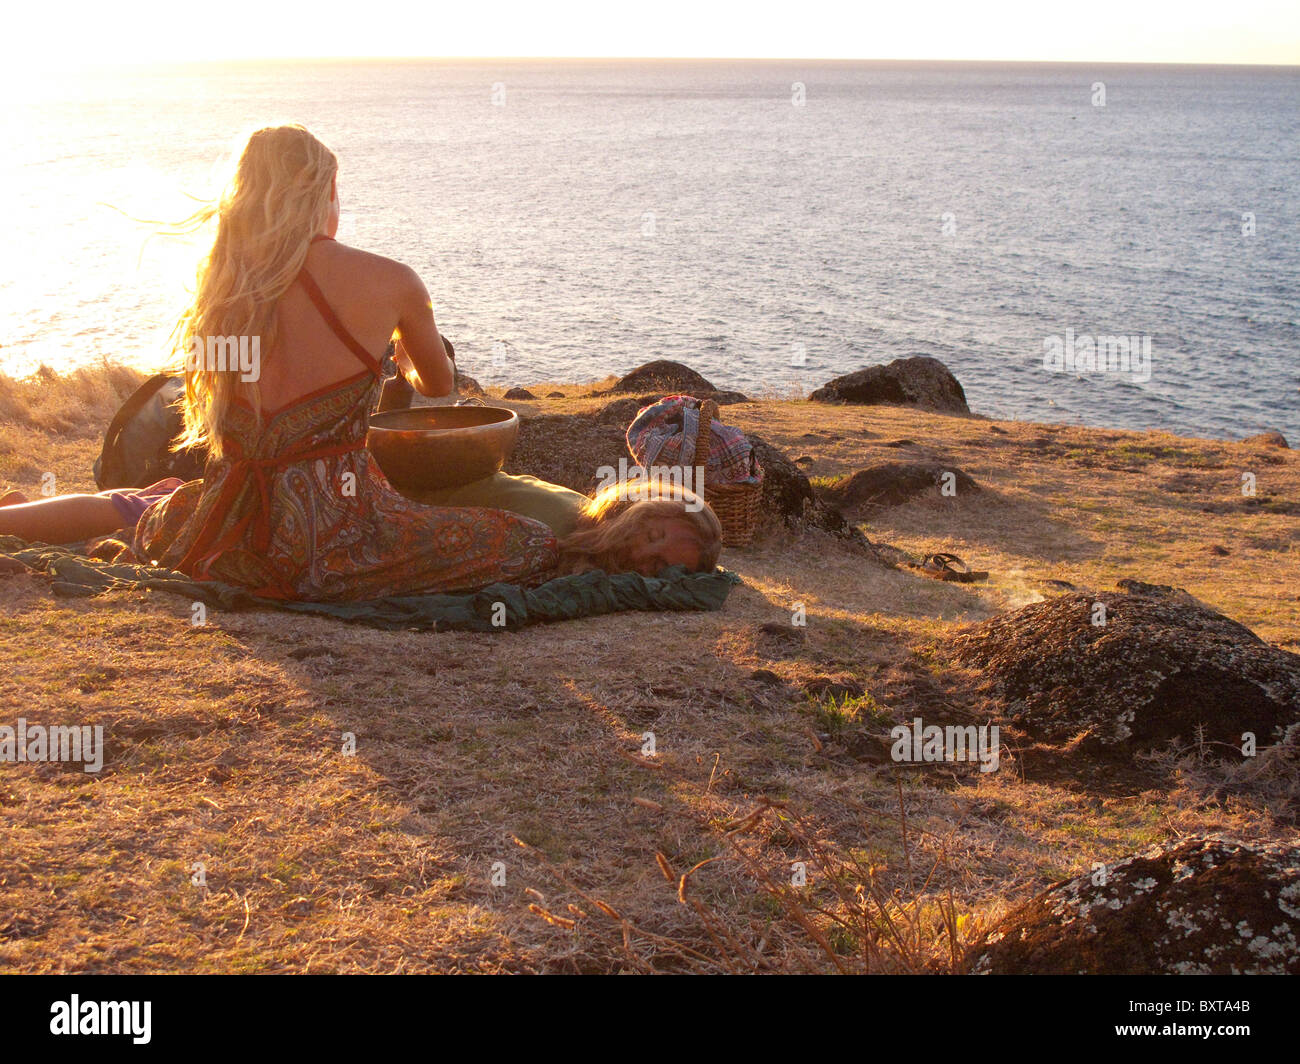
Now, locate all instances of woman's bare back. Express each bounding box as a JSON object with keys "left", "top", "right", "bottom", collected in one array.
[{"left": 253, "top": 239, "right": 447, "bottom": 413}]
